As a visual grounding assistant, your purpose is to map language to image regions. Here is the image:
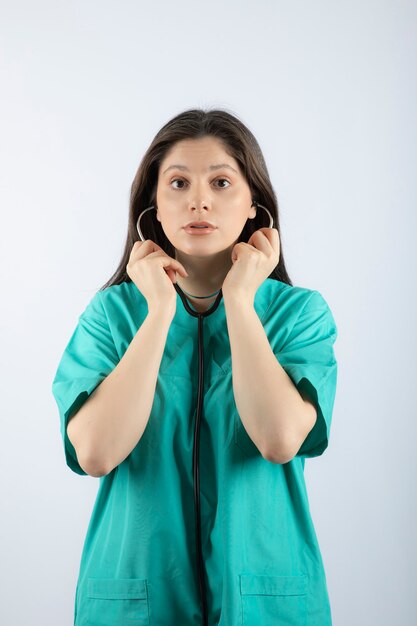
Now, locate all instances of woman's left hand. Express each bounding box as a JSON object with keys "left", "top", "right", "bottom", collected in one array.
[{"left": 222, "top": 228, "right": 280, "bottom": 300}]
